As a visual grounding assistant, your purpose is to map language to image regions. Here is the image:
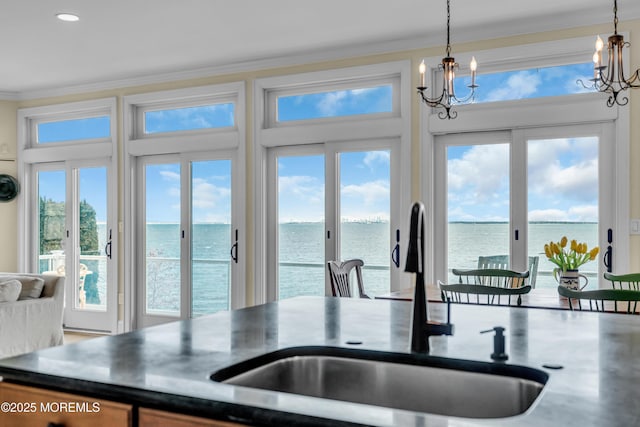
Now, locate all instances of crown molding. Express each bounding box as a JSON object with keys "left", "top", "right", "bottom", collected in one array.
[{"left": 8, "top": 5, "right": 640, "bottom": 101}]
